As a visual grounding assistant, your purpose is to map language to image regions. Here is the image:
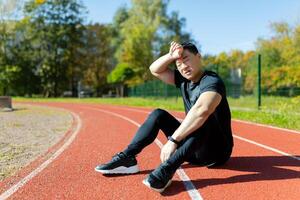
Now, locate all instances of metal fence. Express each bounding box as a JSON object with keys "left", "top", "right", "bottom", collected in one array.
[
  {"left": 128, "top": 79, "right": 300, "bottom": 98},
  {"left": 128, "top": 54, "right": 300, "bottom": 99},
  {"left": 128, "top": 80, "right": 180, "bottom": 98},
  {"left": 128, "top": 79, "right": 244, "bottom": 98}
]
